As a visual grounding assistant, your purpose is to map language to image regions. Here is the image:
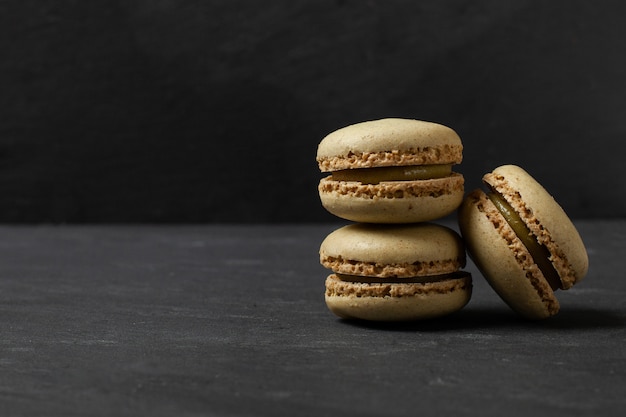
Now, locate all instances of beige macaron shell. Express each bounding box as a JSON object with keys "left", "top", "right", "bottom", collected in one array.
[
  {"left": 325, "top": 275, "right": 472, "bottom": 321},
  {"left": 316, "top": 118, "right": 463, "bottom": 171},
  {"left": 318, "top": 174, "right": 464, "bottom": 224},
  {"left": 320, "top": 223, "right": 465, "bottom": 276},
  {"left": 486, "top": 165, "right": 588, "bottom": 288},
  {"left": 458, "top": 191, "right": 558, "bottom": 319}
]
